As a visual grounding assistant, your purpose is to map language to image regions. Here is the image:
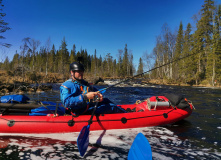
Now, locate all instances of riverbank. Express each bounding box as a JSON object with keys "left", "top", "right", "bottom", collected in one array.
[
  {"left": 0, "top": 70, "right": 220, "bottom": 95},
  {"left": 0, "top": 70, "right": 105, "bottom": 95},
  {"left": 0, "top": 70, "right": 61, "bottom": 95}
]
